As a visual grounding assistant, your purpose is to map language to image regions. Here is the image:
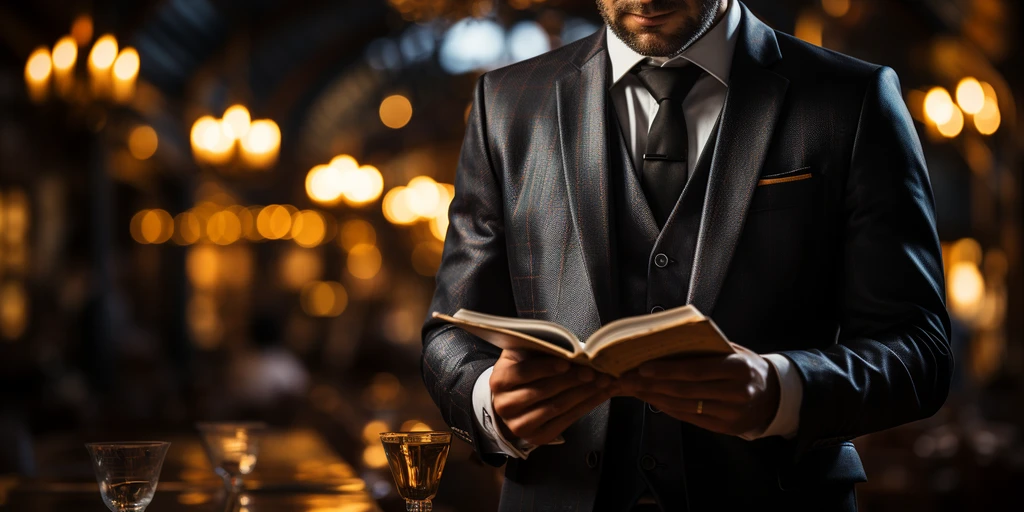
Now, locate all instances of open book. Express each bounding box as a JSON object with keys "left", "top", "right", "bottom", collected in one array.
[{"left": 431, "top": 305, "right": 734, "bottom": 377}]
